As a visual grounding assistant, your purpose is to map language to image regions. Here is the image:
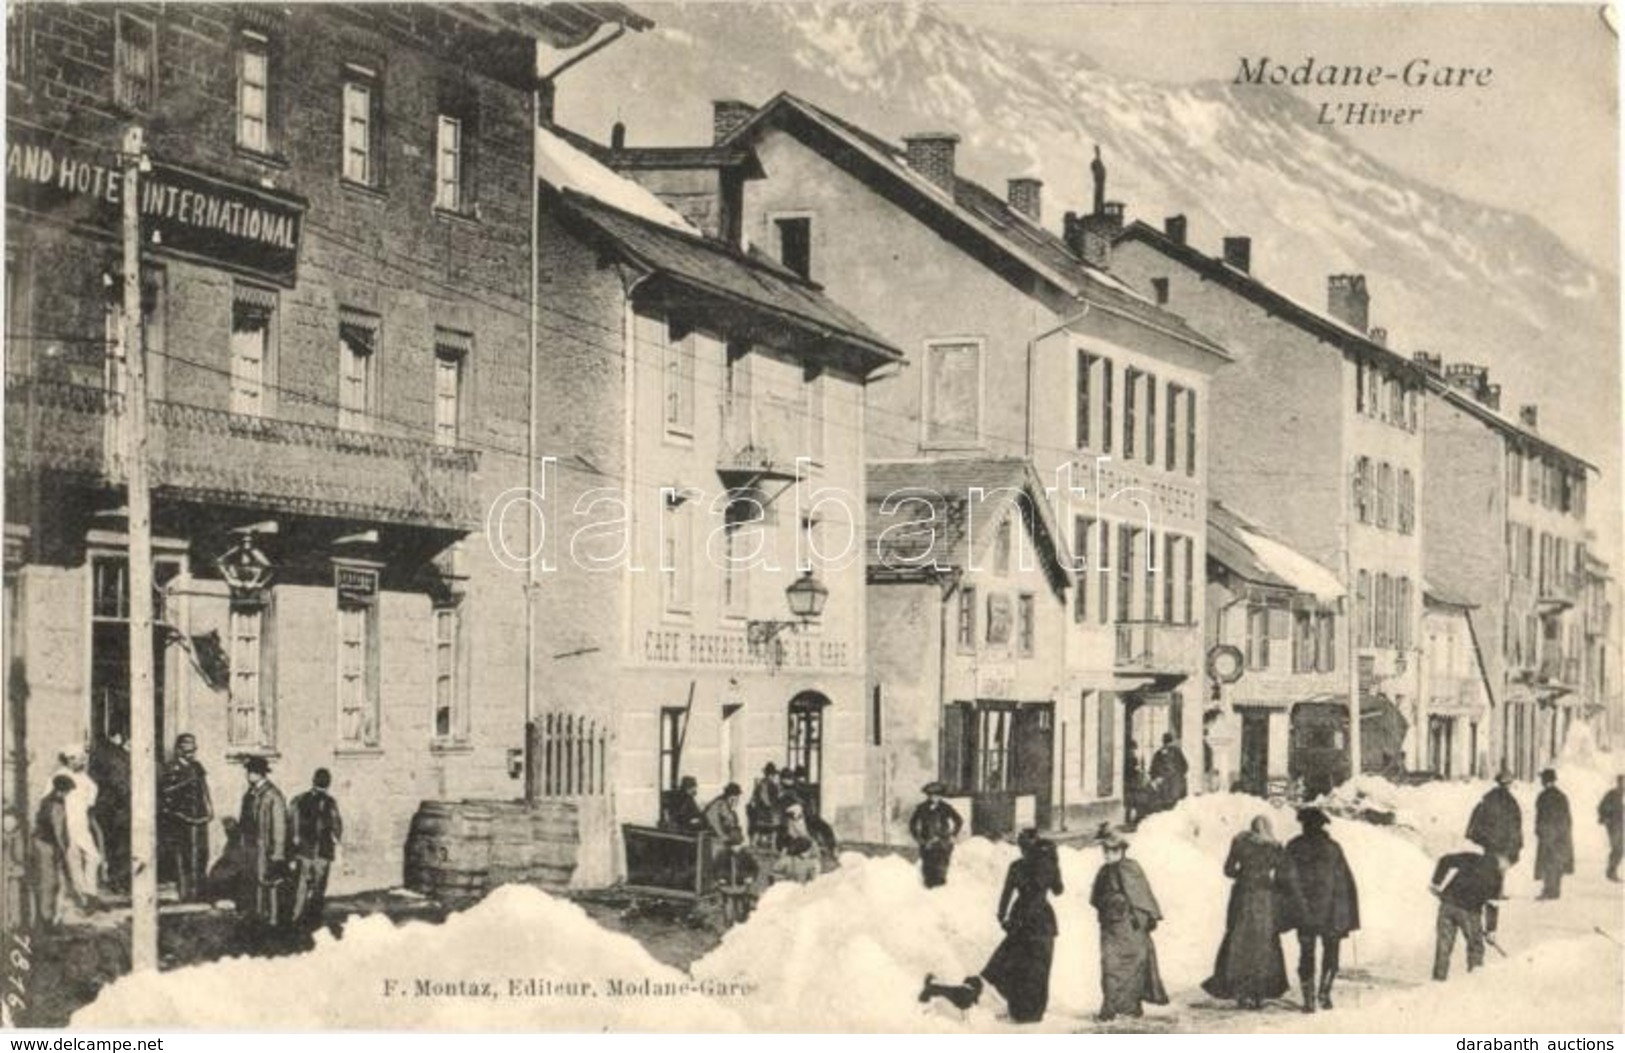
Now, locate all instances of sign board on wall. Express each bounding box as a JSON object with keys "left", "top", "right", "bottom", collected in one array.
[{"left": 6, "top": 123, "right": 306, "bottom": 287}]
